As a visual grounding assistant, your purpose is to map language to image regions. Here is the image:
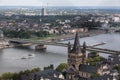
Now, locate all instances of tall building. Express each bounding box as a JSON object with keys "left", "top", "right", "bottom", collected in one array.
[
  {"left": 66, "top": 32, "right": 86, "bottom": 80},
  {"left": 67, "top": 32, "right": 86, "bottom": 68},
  {"left": 41, "top": 8, "right": 47, "bottom": 16}
]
